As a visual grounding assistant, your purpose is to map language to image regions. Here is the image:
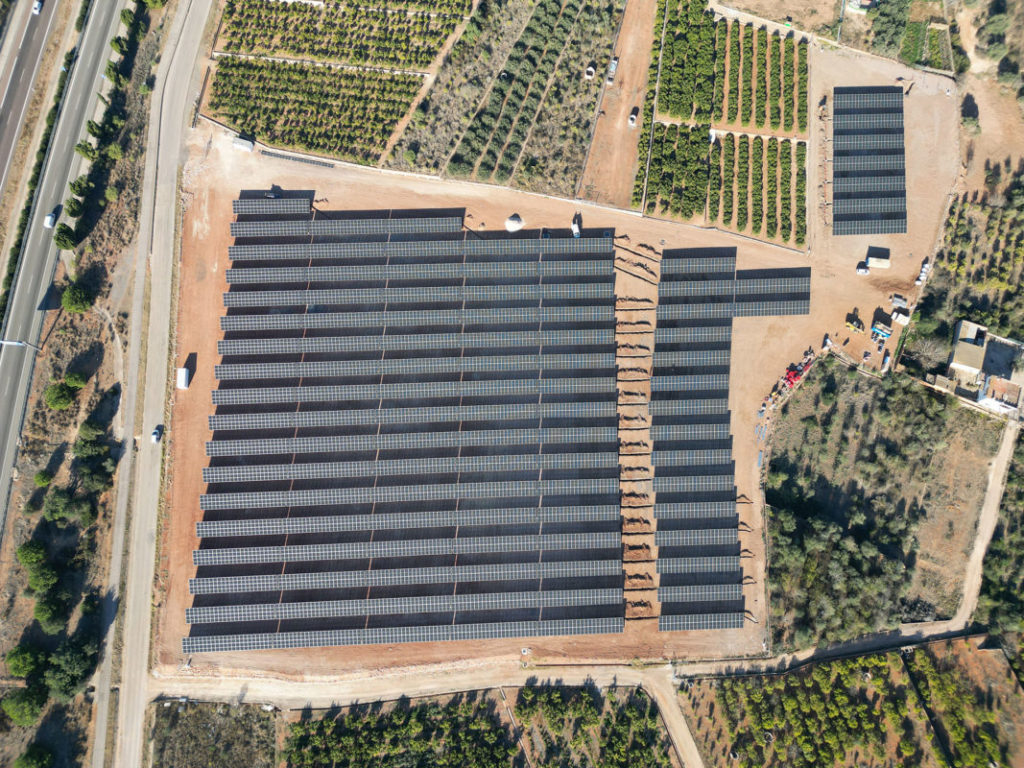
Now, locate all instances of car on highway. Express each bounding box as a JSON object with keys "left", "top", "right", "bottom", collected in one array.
[
  {"left": 150, "top": 425, "right": 163, "bottom": 444},
  {"left": 32, "top": 1, "right": 43, "bottom": 15},
  {"left": 628, "top": 106, "right": 639, "bottom": 127},
  {"left": 43, "top": 211, "right": 56, "bottom": 228}
]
